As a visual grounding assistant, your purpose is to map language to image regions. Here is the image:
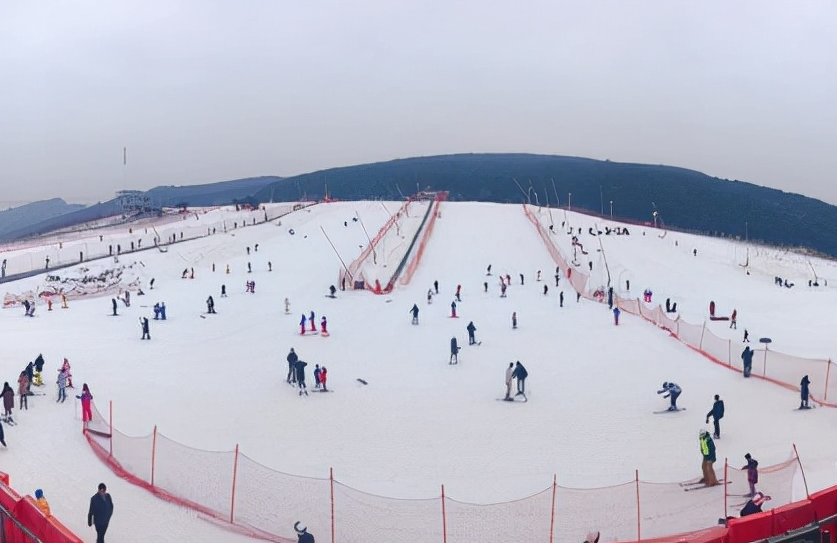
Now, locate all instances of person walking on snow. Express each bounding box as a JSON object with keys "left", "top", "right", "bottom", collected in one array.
[
  {"left": 450, "top": 337, "right": 460, "bottom": 364},
  {"left": 800, "top": 375, "right": 811, "bottom": 409},
  {"left": 17, "top": 372, "right": 28, "bottom": 411},
  {"left": 512, "top": 361, "right": 528, "bottom": 395},
  {"left": 730, "top": 309, "right": 737, "bottom": 329},
  {"left": 742, "top": 453, "right": 759, "bottom": 497},
  {"left": 286, "top": 349, "right": 298, "bottom": 384},
  {"left": 455, "top": 284, "right": 462, "bottom": 302},
  {"left": 299, "top": 314, "right": 307, "bottom": 335},
  {"left": 657, "top": 382, "right": 682, "bottom": 411},
  {"left": 410, "top": 304, "right": 419, "bottom": 325},
  {"left": 741, "top": 346, "right": 754, "bottom": 377},
  {"left": 512, "top": 312, "right": 517, "bottom": 329},
  {"left": 466, "top": 321, "right": 477, "bottom": 345},
  {"left": 504, "top": 362, "right": 514, "bottom": 400},
  {"left": 309, "top": 311, "right": 316, "bottom": 332},
  {"left": 77, "top": 383, "right": 94, "bottom": 427},
  {"left": 139, "top": 317, "right": 150, "bottom": 340},
  {"left": 450, "top": 300, "right": 457, "bottom": 318},
  {"left": 88, "top": 482, "right": 114, "bottom": 543},
  {"left": 320, "top": 316, "right": 328, "bottom": 335},
  {"left": 1, "top": 382, "right": 14, "bottom": 422},
  {"left": 427, "top": 289, "right": 433, "bottom": 304},
  {"left": 613, "top": 307, "right": 621, "bottom": 325},
  {"left": 699, "top": 430, "right": 720, "bottom": 486},
  {"left": 705, "top": 394, "right": 725, "bottom": 438},
  {"left": 56, "top": 369, "right": 69, "bottom": 403}
]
